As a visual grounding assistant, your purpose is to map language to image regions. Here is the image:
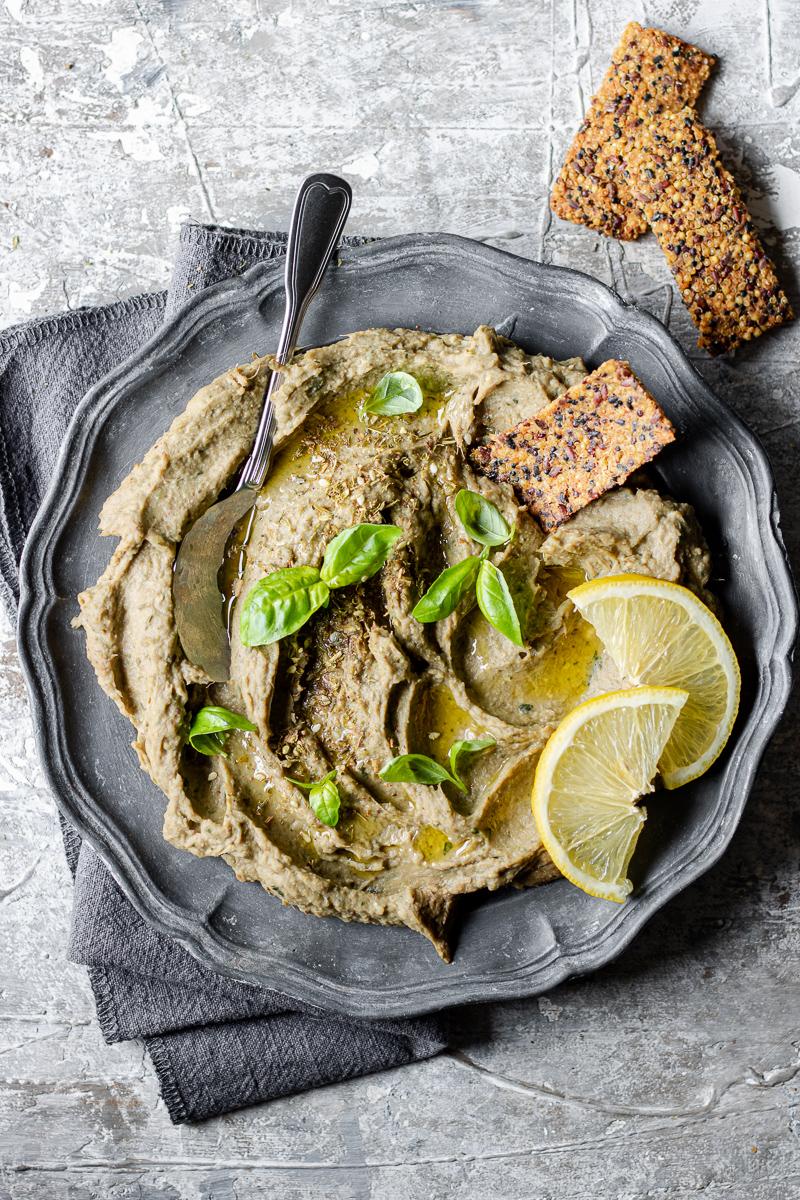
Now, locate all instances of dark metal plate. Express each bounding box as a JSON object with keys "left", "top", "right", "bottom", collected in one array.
[{"left": 17, "top": 235, "right": 797, "bottom": 1017}]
